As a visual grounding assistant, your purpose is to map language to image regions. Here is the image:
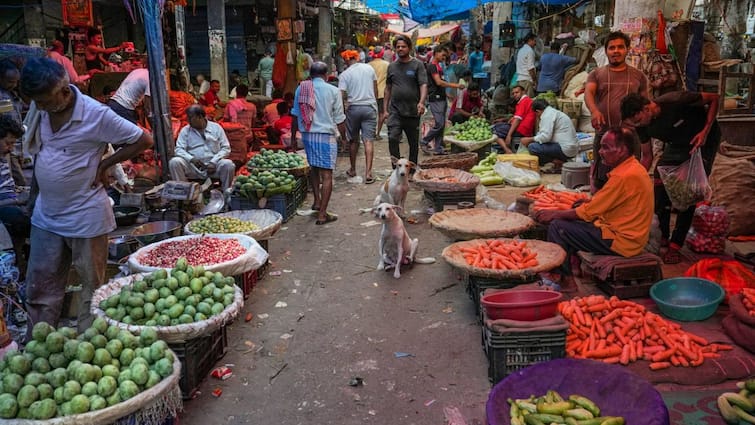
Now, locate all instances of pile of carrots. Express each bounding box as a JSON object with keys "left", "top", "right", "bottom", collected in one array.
[
  {"left": 742, "top": 288, "right": 755, "bottom": 316},
  {"left": 428, "top": 176, "right": 460, "bottom": 183},
  {"left": 560, "top": 295, "right": 733, "bottom": 371},
  {"left": 460, "top": 240, "right": 539, "bottom": 270},
  {"left": 523, "top": 185, "right": 590, "bottom": 212}
]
